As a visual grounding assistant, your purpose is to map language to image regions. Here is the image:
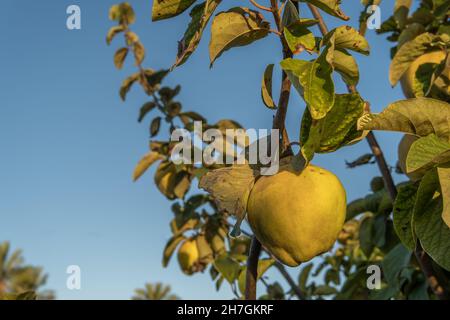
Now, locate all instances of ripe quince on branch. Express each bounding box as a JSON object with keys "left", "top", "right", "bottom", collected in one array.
[
  {"left": 247, "top": 163, "right": 347, "bottom": 267},
  {"left": 200, "top": 157, "right": 347, "bottom": 267}
]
